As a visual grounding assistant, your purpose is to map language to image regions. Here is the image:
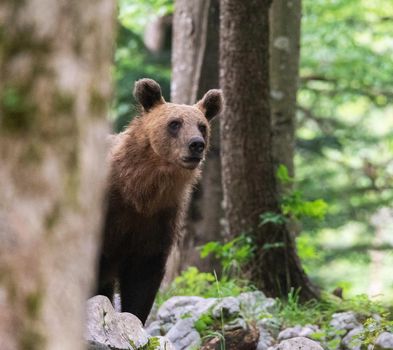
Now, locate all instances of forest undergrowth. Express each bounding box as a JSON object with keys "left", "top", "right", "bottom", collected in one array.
[{"left": 157, "top": 166, "right": 393, "bottom": 347}]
